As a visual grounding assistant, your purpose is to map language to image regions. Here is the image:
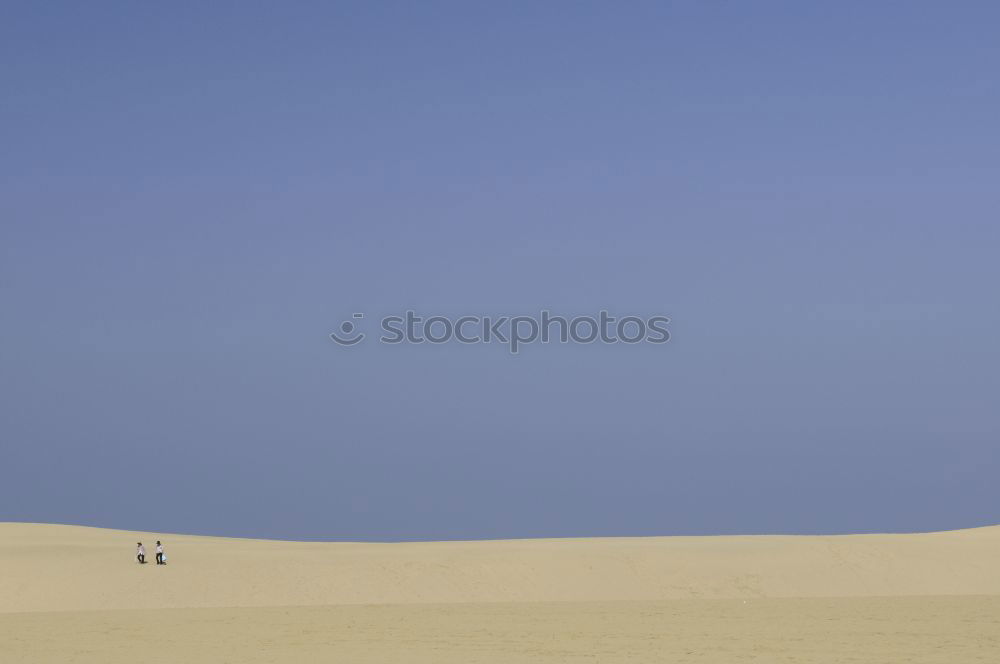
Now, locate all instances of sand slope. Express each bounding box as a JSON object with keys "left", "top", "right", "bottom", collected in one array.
[
  {"left": 4, "top": 597, "right": 1000, "bottom": 664},
  {"left": 2, "top": 522, "right": 999, "bottom": 612},
  {"left": 3, "top": 523, "right": 1000, "bottom": 663}
]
